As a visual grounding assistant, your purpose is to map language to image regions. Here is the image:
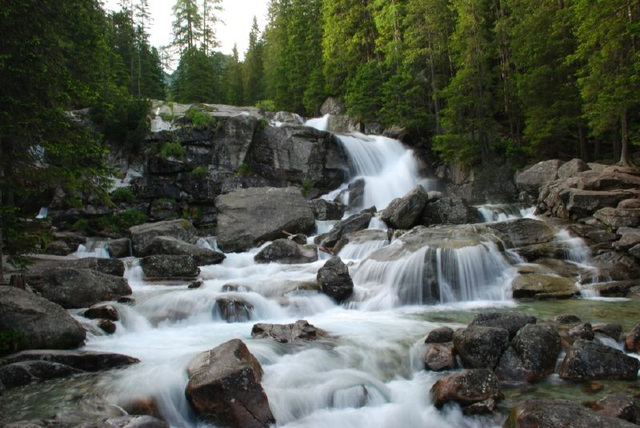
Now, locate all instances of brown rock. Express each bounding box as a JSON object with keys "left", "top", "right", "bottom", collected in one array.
[
  {"left": 424, "top": 343, "right": 456, "bottom": 372},
  {"left": 625, "top": 323, "right": 640, "bottom": 352},
  {"left": 430, "top": 369, "right": 501, "bottom": 408}
]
